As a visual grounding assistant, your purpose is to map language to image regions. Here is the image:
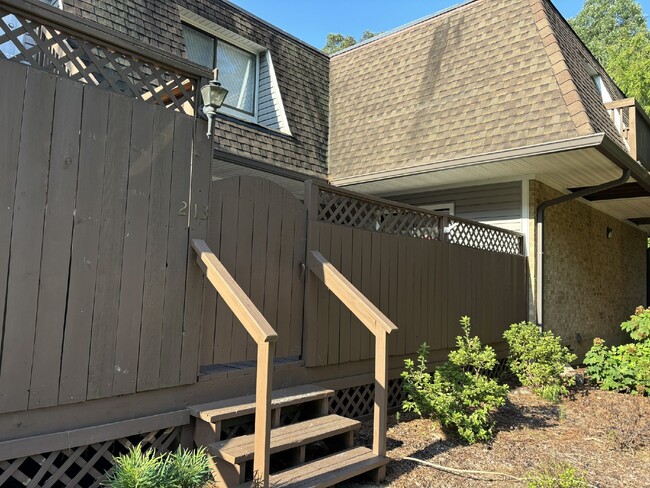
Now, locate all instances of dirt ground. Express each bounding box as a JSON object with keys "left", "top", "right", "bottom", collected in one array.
[{"left": 347, "top": 386, "right": 650, "bottom": 487}]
